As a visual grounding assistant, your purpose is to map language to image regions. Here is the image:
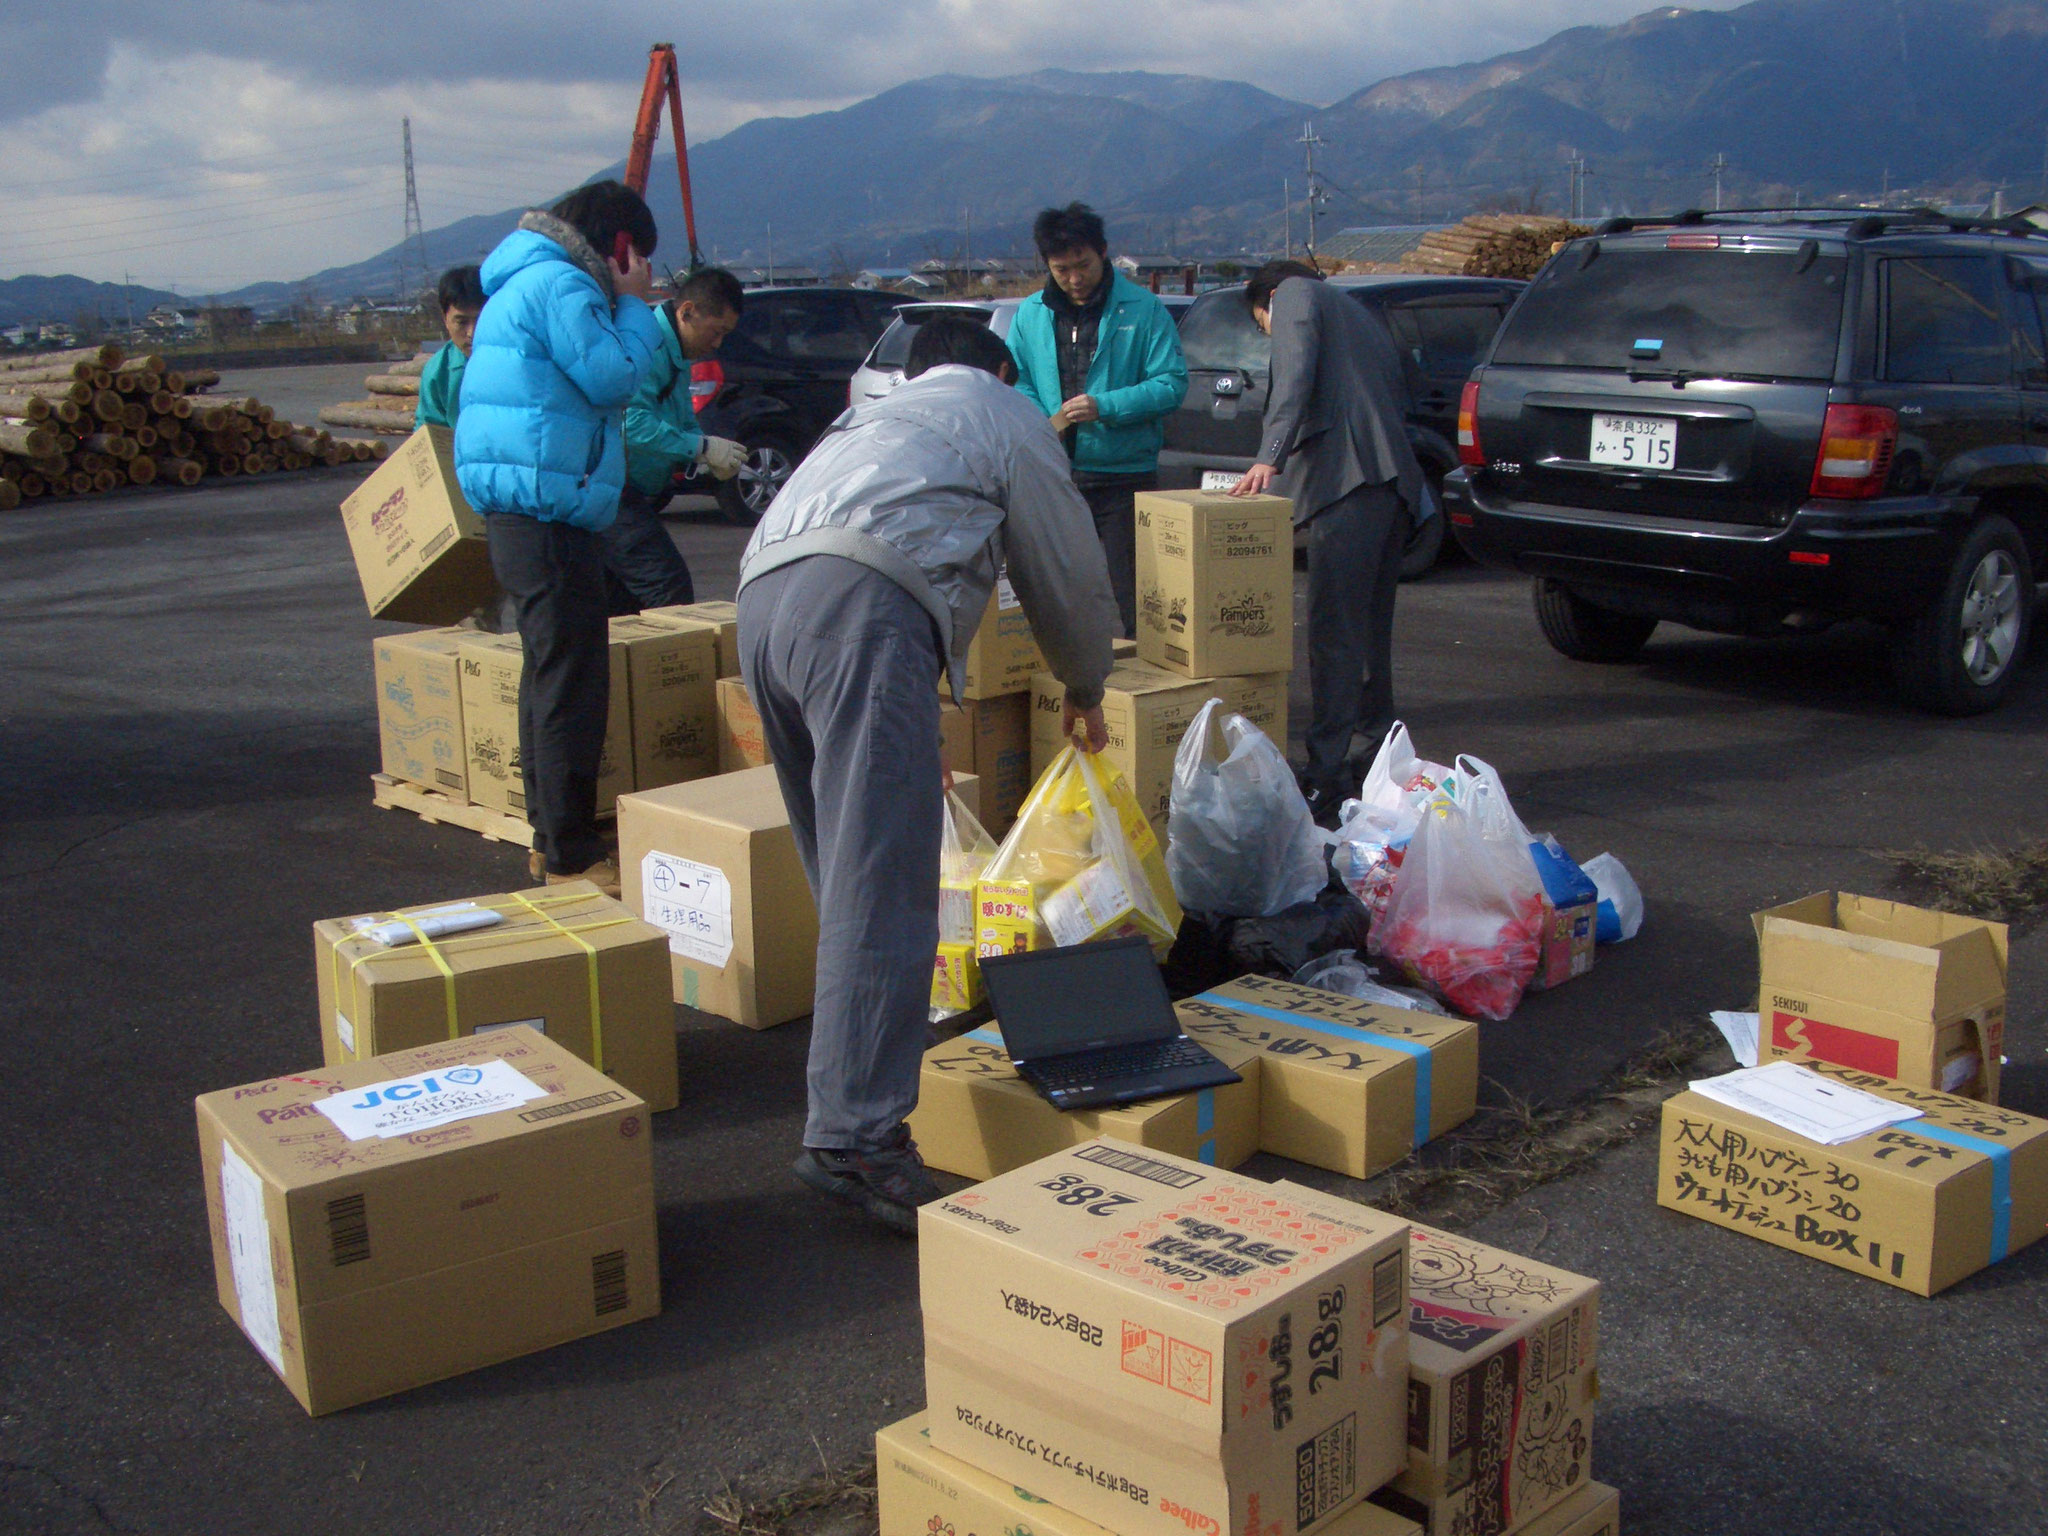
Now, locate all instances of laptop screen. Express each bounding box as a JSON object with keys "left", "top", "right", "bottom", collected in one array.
[{"left": 980, "top": 936, "right": 1180, "bottom": 1060}]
